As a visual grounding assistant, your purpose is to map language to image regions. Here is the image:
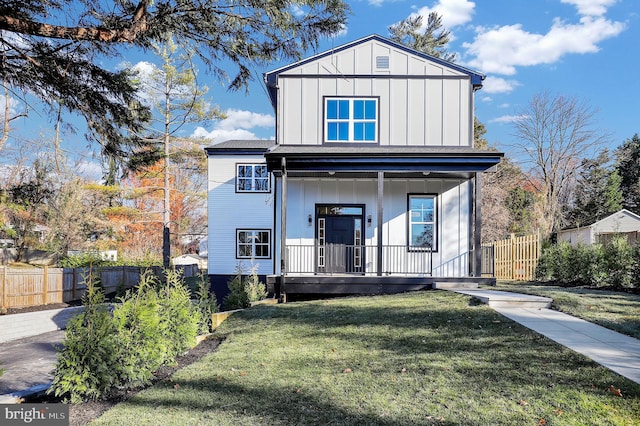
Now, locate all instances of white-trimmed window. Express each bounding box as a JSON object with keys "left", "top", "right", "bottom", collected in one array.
[
  {"left": 408, "top": 195, "right": 436, "bottom": 250},
  {"left": 324, "top": 97, "right": 378, "bottom": 143},
  {"left": 236, "top": 230, "right": 271, "bottom": 259},
  {"left": 236, "top": 164, "right": 270, "bottom": 192}
]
